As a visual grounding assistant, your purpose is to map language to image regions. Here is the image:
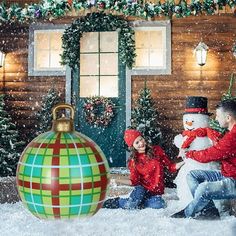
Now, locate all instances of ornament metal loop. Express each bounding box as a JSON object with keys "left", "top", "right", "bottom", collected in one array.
[
  {"left": 52, "top": 104, "right": 75, "bottom": 132},
  {"left": 52, "top": 104, "right": 75, "bottom": 120}
]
